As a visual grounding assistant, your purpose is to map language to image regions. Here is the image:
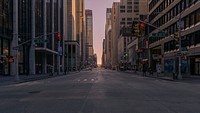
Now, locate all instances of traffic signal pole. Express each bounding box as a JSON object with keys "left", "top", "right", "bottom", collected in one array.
[
  {"left": 147, "top": 21, "right": 151, "bottom": 68},
  {"left": 12, "top": 0, "right": 19, "bottom": 81},
  {"left": 178, "top": 13, "right": 182, "bottom": 79},
  {"left": 57, "top": 40, "right": 61, "bottom": 75}
]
